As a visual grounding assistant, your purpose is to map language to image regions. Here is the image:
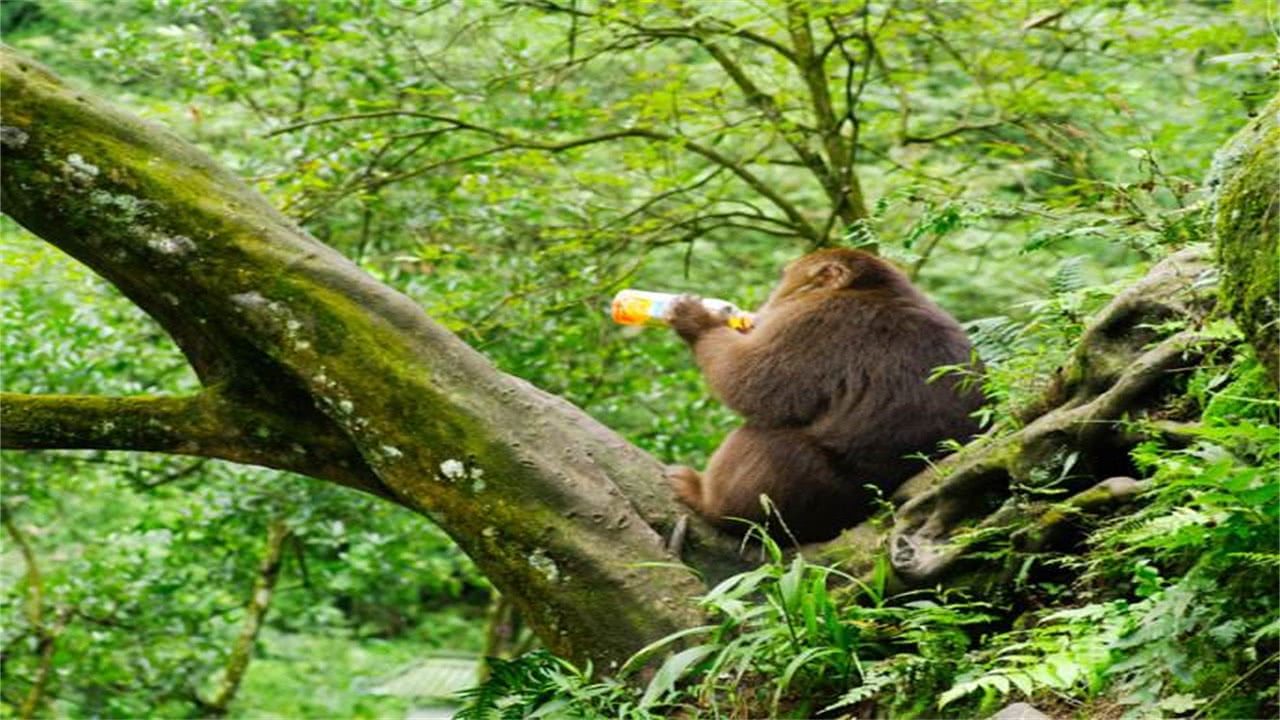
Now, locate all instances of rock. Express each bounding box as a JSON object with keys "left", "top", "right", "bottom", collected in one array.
[{"left": 989, "top": 701, "right": 1053, "bottom": 720}]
